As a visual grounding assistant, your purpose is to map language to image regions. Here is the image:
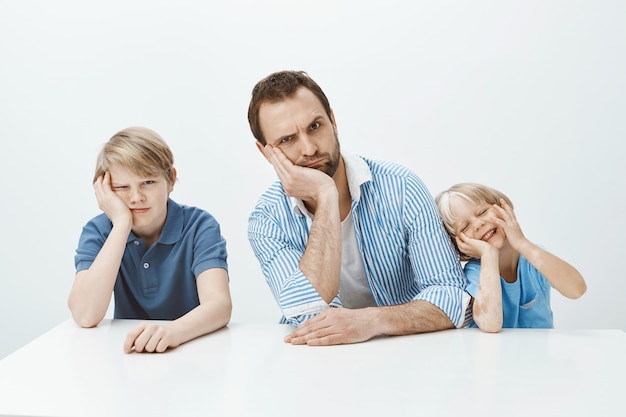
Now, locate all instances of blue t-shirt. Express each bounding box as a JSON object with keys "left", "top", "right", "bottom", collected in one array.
[
  {"left": 464, "top": 253, "right": 553, "bottom": 328},
  {"left": 74, "top": 199, "right": 228, "bottom": 320}
]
